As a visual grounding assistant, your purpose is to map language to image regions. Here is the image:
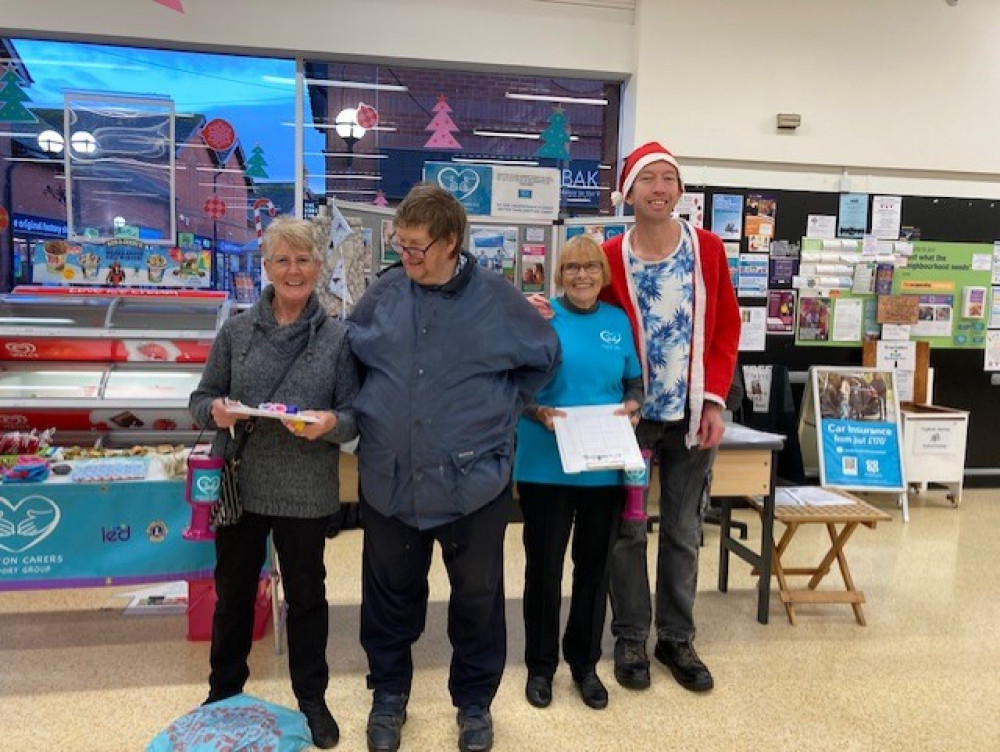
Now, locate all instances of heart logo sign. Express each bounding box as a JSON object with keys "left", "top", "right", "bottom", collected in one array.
[
  {"left": 195, "top": 475, "right": 221, "bottom": 498},
  {"left": 435, "top": 168, "right": 481, "bottom": 200},
  {"left": 0, "top": 495, "right": 62, "bottom": 554}
]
